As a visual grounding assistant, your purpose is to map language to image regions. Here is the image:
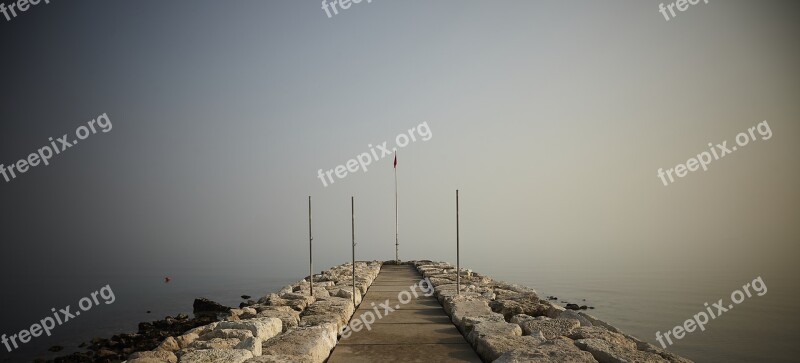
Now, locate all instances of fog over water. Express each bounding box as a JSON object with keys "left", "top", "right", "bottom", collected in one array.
[{"left": 1, "top": 1, "right": 798, "bottom": 362}]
